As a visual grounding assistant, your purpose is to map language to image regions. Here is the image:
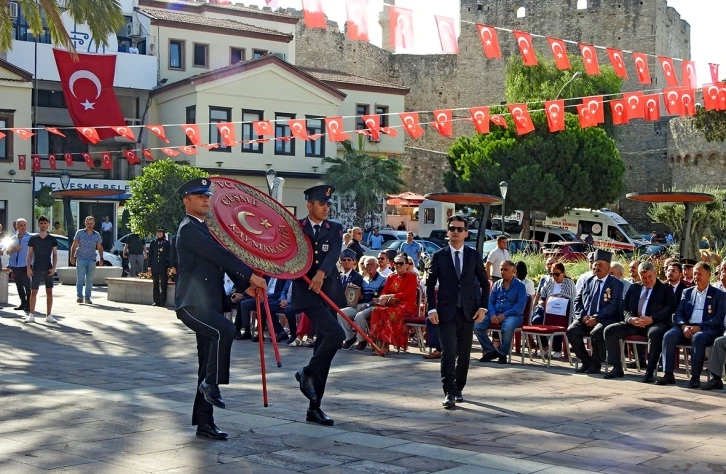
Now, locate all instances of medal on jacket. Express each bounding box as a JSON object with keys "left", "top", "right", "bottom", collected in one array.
[
  {"left": 708, "top": 304, "right": 712, "bottom": 314},
  {"left": 322, "top": 244, "right": 329, "bottom": 252},
  {"left": 604, "top": 288, "right": 611, "bottom": 302}
]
